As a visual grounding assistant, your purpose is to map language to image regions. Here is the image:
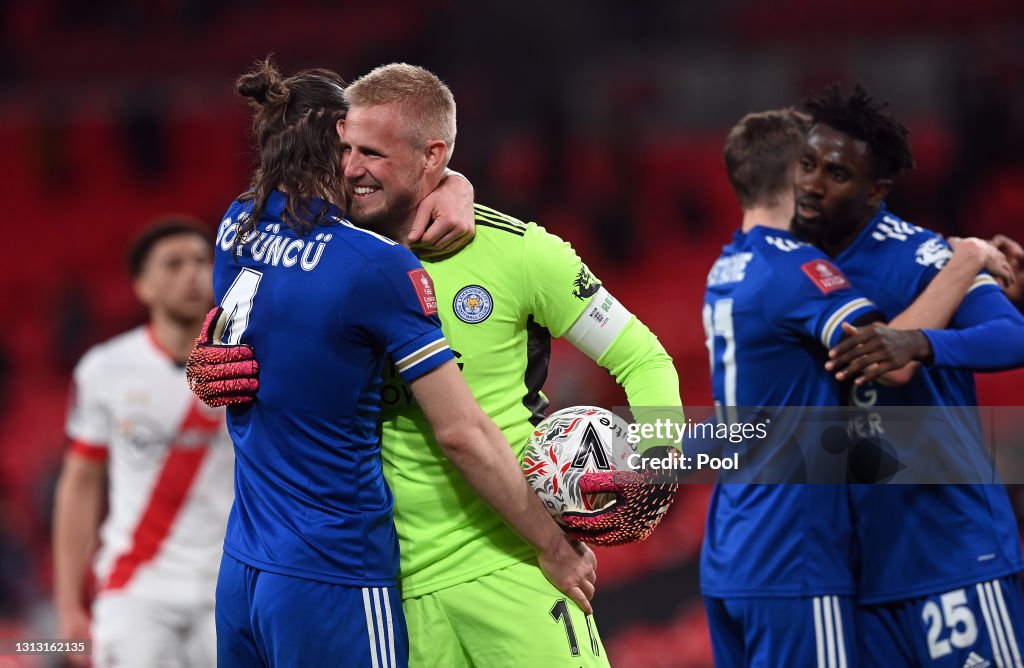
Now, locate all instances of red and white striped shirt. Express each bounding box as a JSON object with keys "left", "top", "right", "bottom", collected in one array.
[{"left": 66, "top": 326, "right": 233, "bottom": 604}]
